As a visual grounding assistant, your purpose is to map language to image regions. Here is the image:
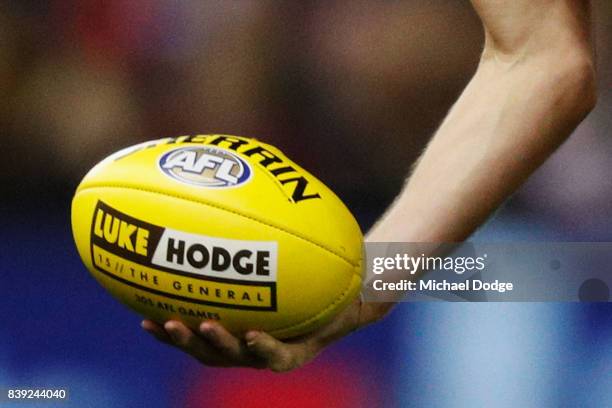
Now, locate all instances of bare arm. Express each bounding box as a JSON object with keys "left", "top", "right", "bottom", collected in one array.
[
  {"left": 143, "top": 0, "right": 597, "bottom": 371},
  {"left": 369, "top": 0, "right": 596, "bottom": 243},
  {"left": 363, "top": 0, "right": 596, "bottom": 322}
]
